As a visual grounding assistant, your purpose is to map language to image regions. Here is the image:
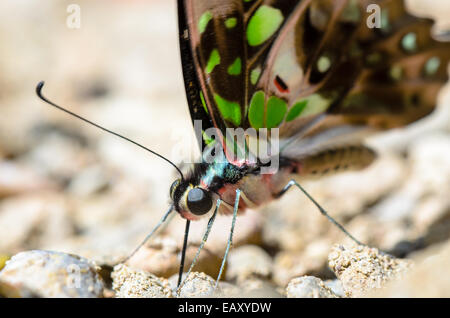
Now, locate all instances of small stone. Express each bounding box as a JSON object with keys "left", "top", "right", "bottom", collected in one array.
[
  {"left": 175, "top": 272, "right": 216, "bottom": 298},
  {"left": 111, "top": 264, "right": 173, "bottom": 298},
  {"left": 368, "top": 240, "right": 450, "bottom": 297},
  {"left": 127, "top": 236, "right": 222, "bottom": 279},
  {"left": 126, "top": 236, "right": 179, "bottom": 278},
  {"left": 24, "top": 132, "right": 93, "bottom": 182},
  {"left": 236, "top": 278, "right": 284, "bottom": 298},
  {"left": 286, "top": 276, "right": 338, "bottom": 298},
  {"left": 324, "top": 279, "right": 345, "bottom": 297},
  {"left": 273, "top": 239, "right": 331, "bottom": 286},
  {"left": 225, "top": 245, "right": 273, "bottom": 282},
  {"left": 0, "top": 161, "right": 55, "bottom": 198},
  {"left": 0, "top": 250, "right": 104, "bottom": 298},
  {"left": 216, "top": 281, "right": 240, "bottom": 297},
  {"left": 328, "top": 244, "right": 413, "bottom": 297},
  {"left": 0, "top": 193, "right": 74, "bottom": 253},
  {"left": 67, "top": 165, "right": 110, "bottom": 197}
]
